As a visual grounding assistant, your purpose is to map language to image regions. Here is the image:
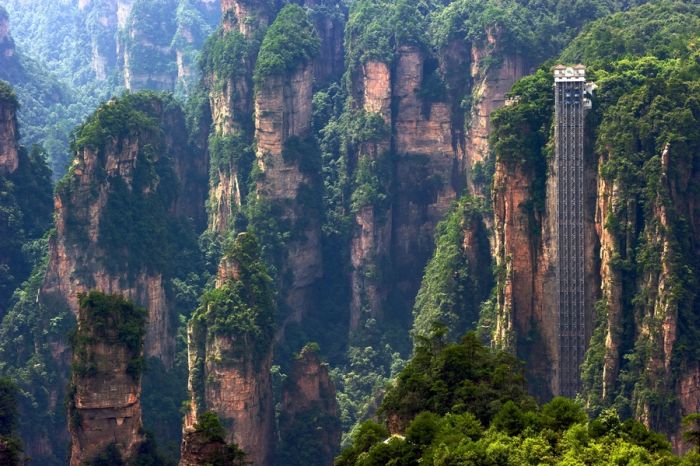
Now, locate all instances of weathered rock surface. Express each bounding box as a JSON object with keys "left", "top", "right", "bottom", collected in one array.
[
  {"left": 41, "top": 97, "right": 207, "bottom": 365},
  {"left": 68, "top": 294, "right": 146, "bottom": 466},
  {"left": 279, "top": 346, "right": 341, "bottom": 465},
  {"left": 0, "top": 86, "right": 18, "bottom": 174},
  {"left": 255, "top": 63, "right": 323, "bottom": 322}
]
